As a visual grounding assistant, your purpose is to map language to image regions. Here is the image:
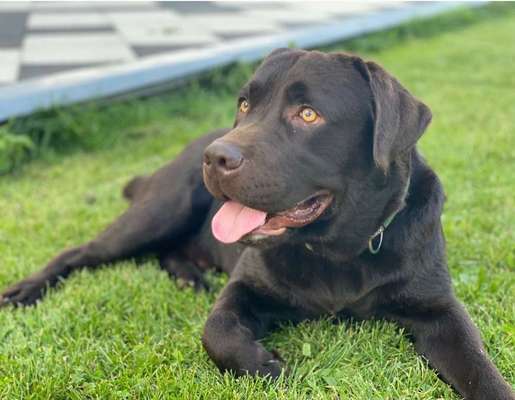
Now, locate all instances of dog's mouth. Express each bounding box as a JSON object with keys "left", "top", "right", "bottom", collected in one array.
[{"left": 211, "top": 191, "right": 334, "bottom": 244}]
